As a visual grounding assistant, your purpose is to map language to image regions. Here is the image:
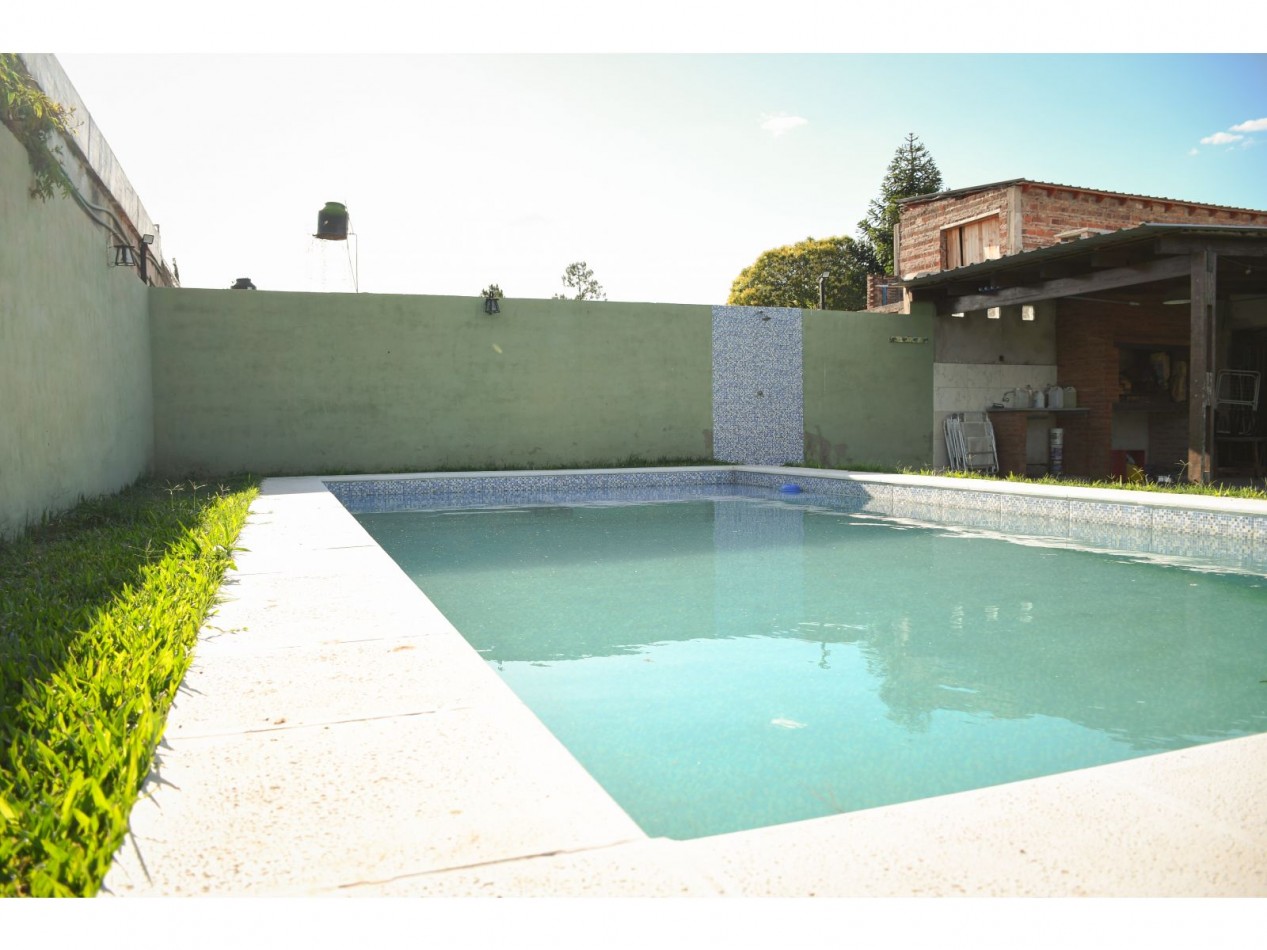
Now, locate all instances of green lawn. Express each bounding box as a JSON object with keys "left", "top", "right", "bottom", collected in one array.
[{"left": 0, "top": 477, "right": 258, "bottom": 897}]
